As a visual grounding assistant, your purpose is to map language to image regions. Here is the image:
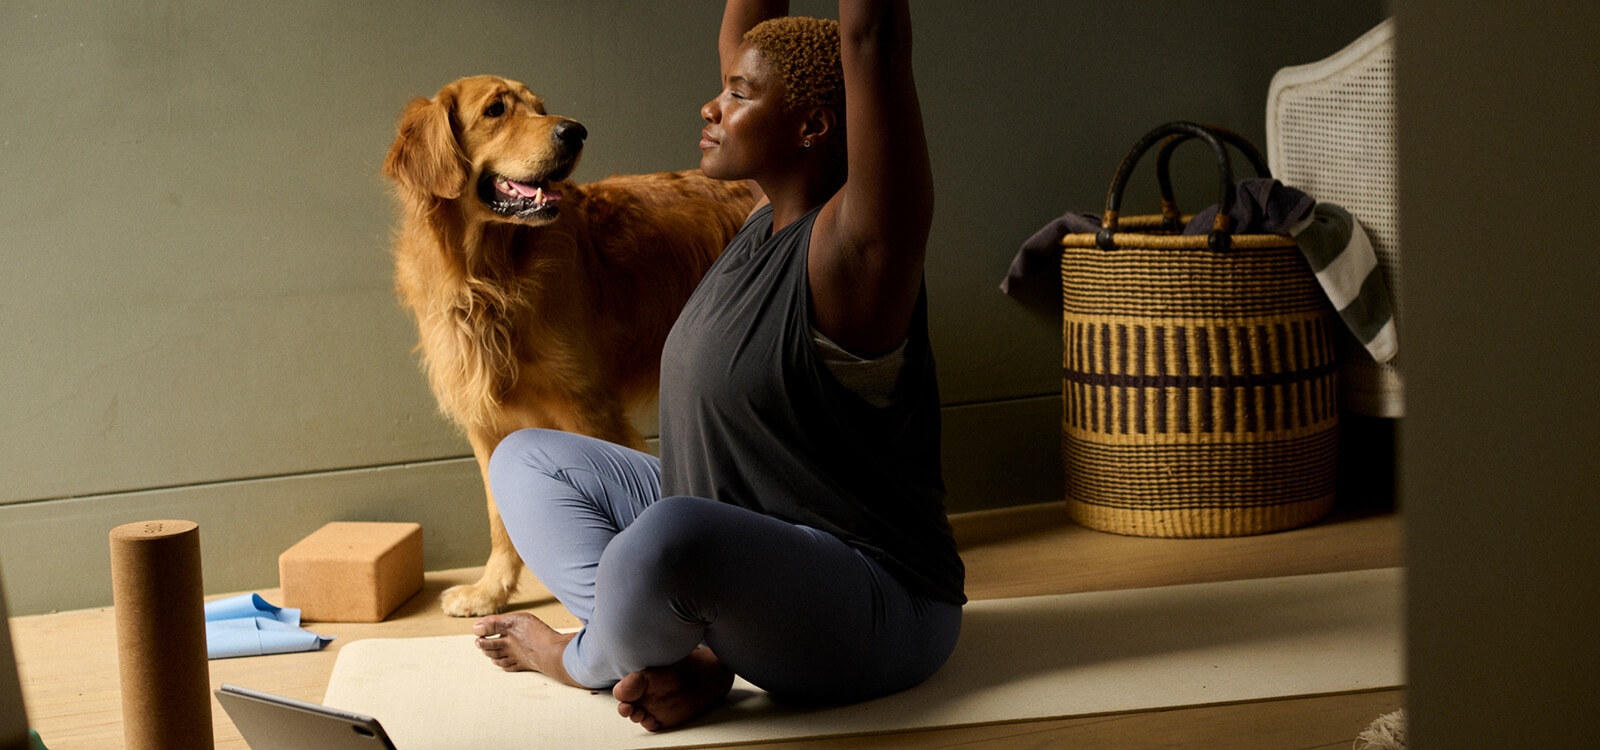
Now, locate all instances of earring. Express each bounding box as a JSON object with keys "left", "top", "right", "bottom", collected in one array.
[{"left": 803, "top": 139, "right": 811, "bottom": 148}]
